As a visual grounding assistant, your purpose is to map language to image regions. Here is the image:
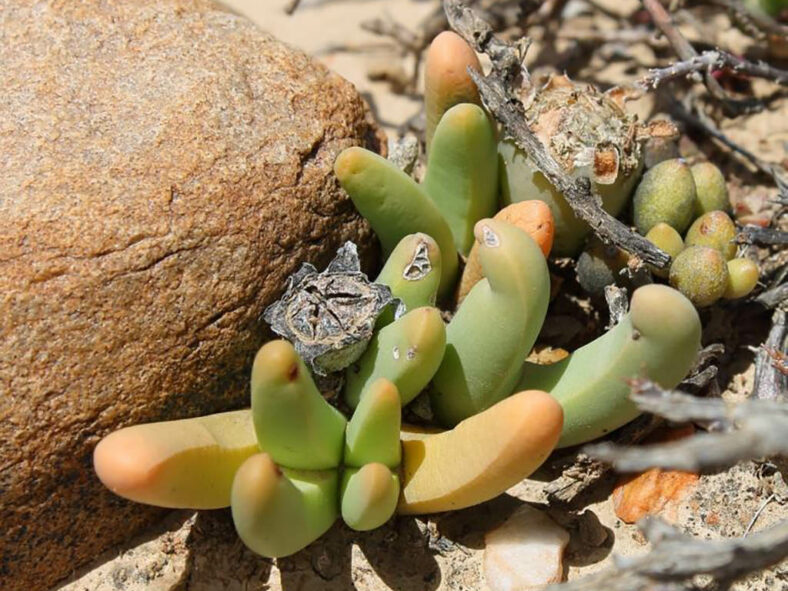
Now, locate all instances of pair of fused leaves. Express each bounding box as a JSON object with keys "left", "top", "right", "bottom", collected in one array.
[{"left": 232, "top": 340, "right": 402, "bottom": 558}]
